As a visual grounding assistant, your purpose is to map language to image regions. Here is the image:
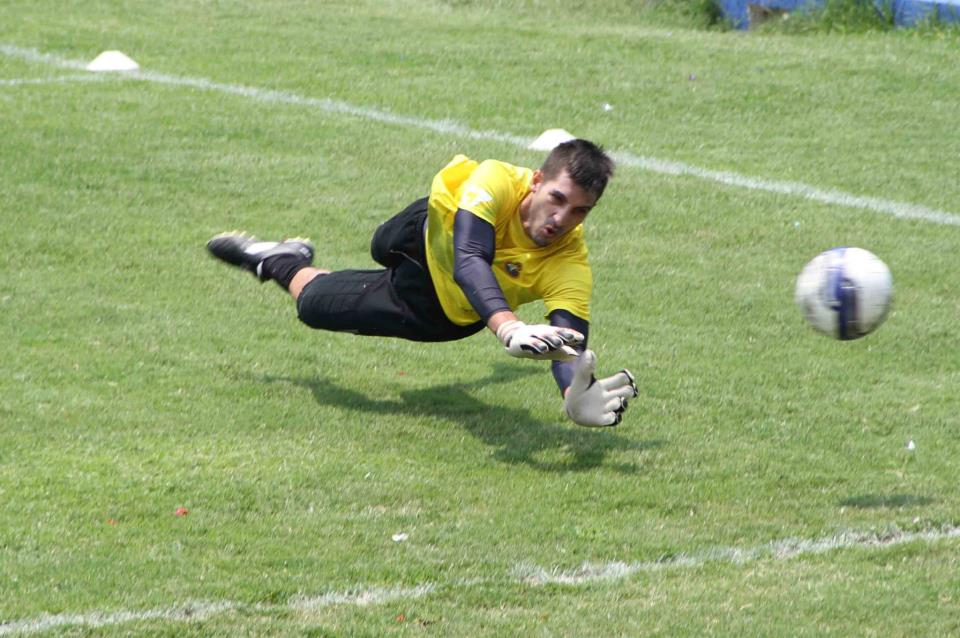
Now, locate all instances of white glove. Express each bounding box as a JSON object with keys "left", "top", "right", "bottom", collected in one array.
[
  {"left": 495, "top": 320, "right": 583, "bottom": 362},
  {"left": 564, "top": 350, "right": 638, "bottom": 427}
]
